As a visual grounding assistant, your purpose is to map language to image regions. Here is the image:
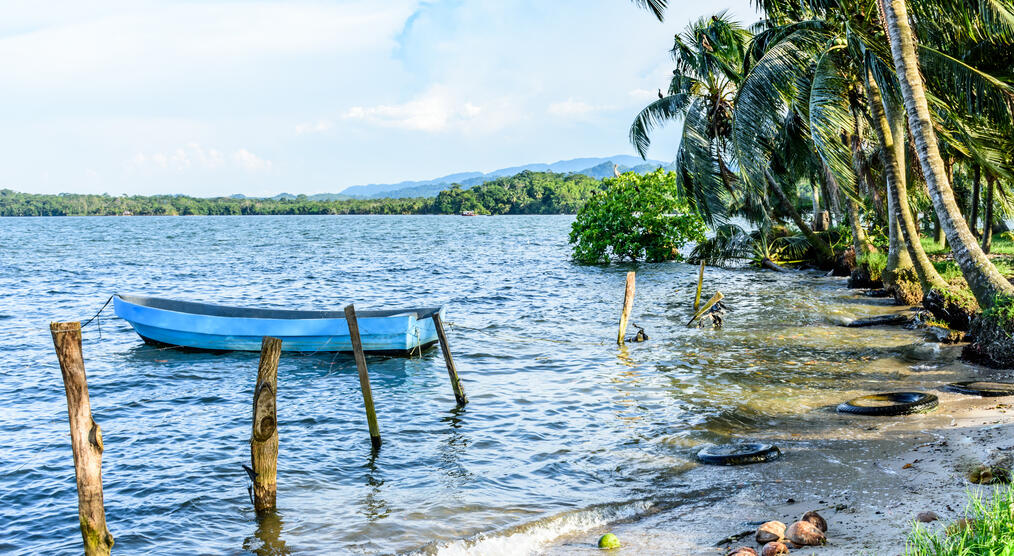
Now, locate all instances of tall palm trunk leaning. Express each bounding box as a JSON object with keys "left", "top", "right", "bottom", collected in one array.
[
  {"left": 765, "top": 169, "right": 835, "bottom": 263},
  {"left": 982, "top": 175, "right": 995, "bottom": 254},
  {"left": 882, "top": 0, "right": 1014, "bottom": 308},
  {"left": 866, "top": 72, "right": 953, "bottom": 308}
]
